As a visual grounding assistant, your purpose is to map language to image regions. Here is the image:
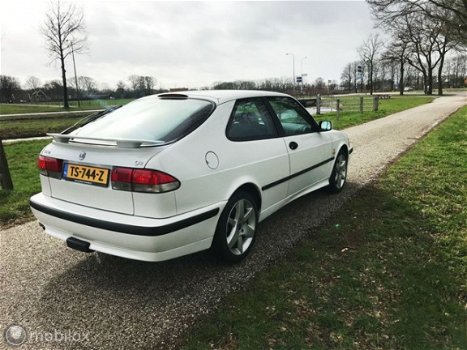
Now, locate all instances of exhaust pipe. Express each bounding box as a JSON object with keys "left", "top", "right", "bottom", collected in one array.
[{"left": 66, "top": 237, "right": 94, "bottom": 253}]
